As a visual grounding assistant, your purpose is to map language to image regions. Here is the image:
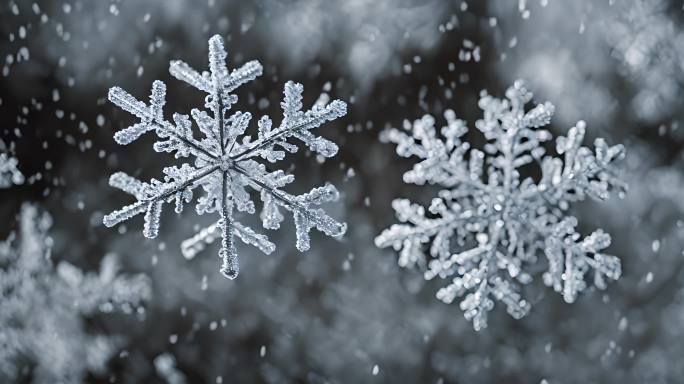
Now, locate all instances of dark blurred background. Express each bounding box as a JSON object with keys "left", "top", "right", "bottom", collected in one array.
[{"left": 2, "top": 0, "right": 684, "bottom": 383}]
